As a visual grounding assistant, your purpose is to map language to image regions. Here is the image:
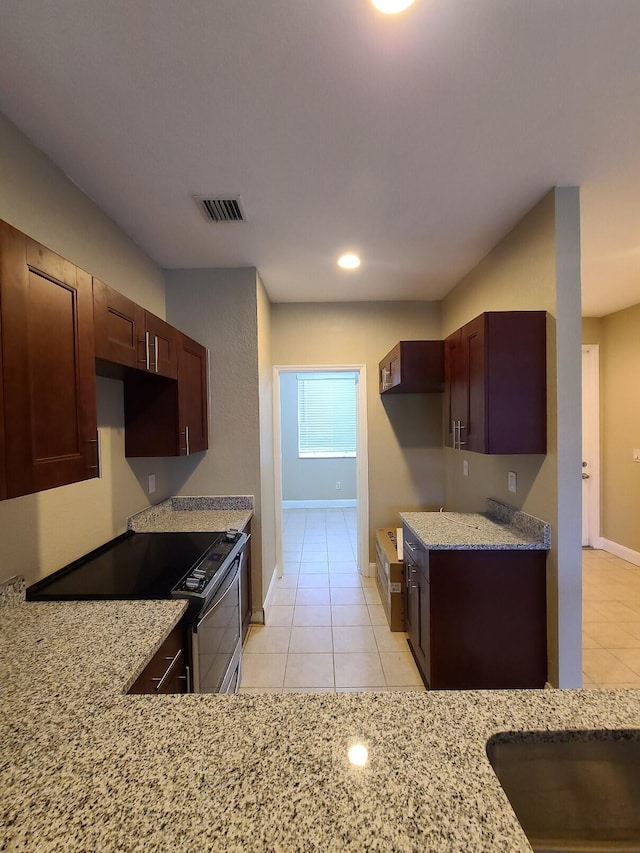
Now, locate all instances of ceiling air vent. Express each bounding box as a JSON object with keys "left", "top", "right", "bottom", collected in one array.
[{"left": 195, "top": 195, "right": 245, "bottom": 223}]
